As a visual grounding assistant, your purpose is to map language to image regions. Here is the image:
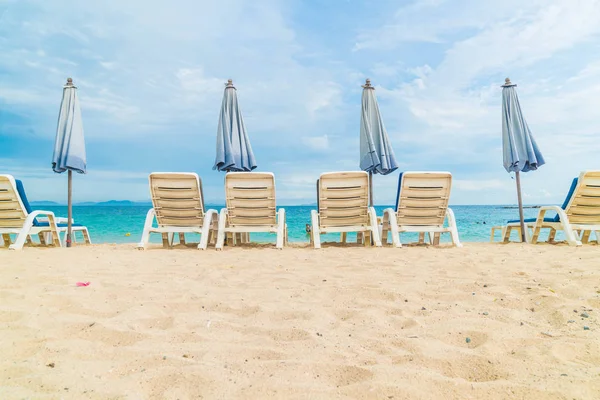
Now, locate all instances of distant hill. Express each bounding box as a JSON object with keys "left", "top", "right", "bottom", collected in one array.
[
  {"left": 75, "top": 200, "right": 152, "bottom": 207},
  {"left": 30, "top": 200, "right": 62, "bottom": 206}
]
